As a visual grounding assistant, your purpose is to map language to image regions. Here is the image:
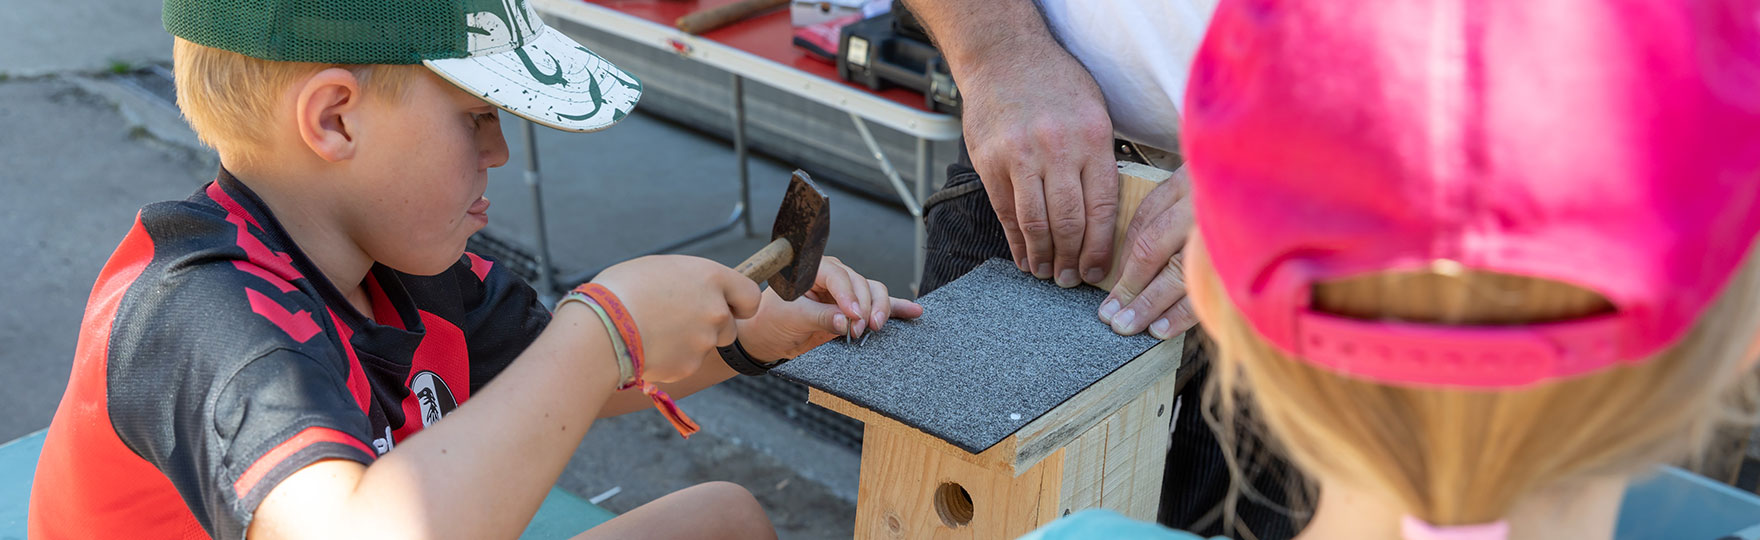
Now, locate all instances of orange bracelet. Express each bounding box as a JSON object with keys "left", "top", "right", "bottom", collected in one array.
[{"left": 573, "top": 284, "right": 700, "bottom": 439}]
